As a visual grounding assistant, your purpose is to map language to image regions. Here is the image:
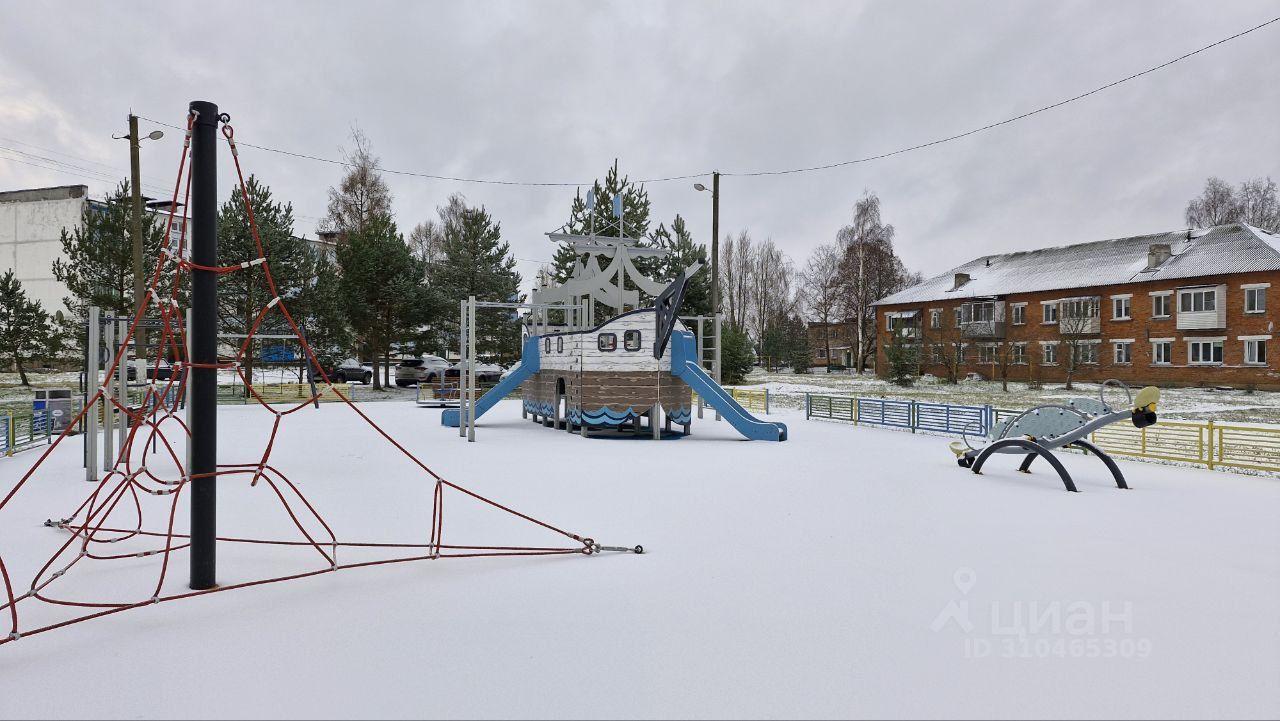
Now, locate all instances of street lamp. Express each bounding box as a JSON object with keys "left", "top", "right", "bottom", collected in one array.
[{"left": 694, "top": 172, "right": 720, "bottom": 317}]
